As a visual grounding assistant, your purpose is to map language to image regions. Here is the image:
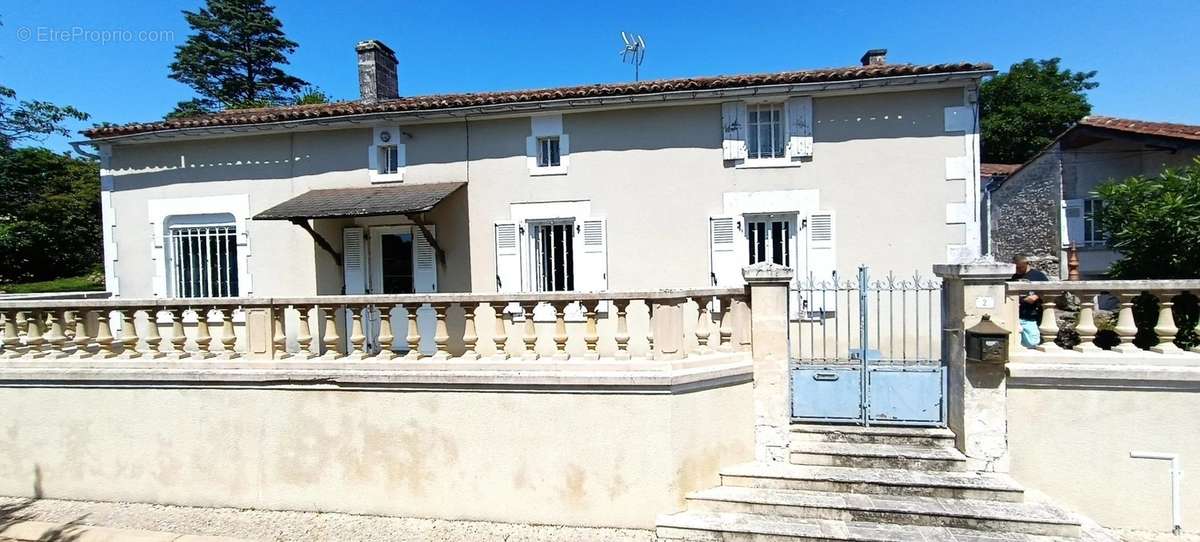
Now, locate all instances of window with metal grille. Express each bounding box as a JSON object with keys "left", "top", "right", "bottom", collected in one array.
[
  {"left": 378, "top": 145, "right": 400, "bottom": 174},
  {"left": 166, "top": 224, "right": 239, "bottom": 297},
  {"left": 746, "top": 104, "right": 784, "bottom": 159},
  {"left": 531, "top": 221, "right": 574, "bottom": 292},
  {"left": 746, "top": 218, "right": 791, "bottom": 266},
  {"left": 537, "top": 136, "right": 561, "bottom": 167},
  {"left": 1084, "top": 198, "right": 1106, "bottom": 246}
]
